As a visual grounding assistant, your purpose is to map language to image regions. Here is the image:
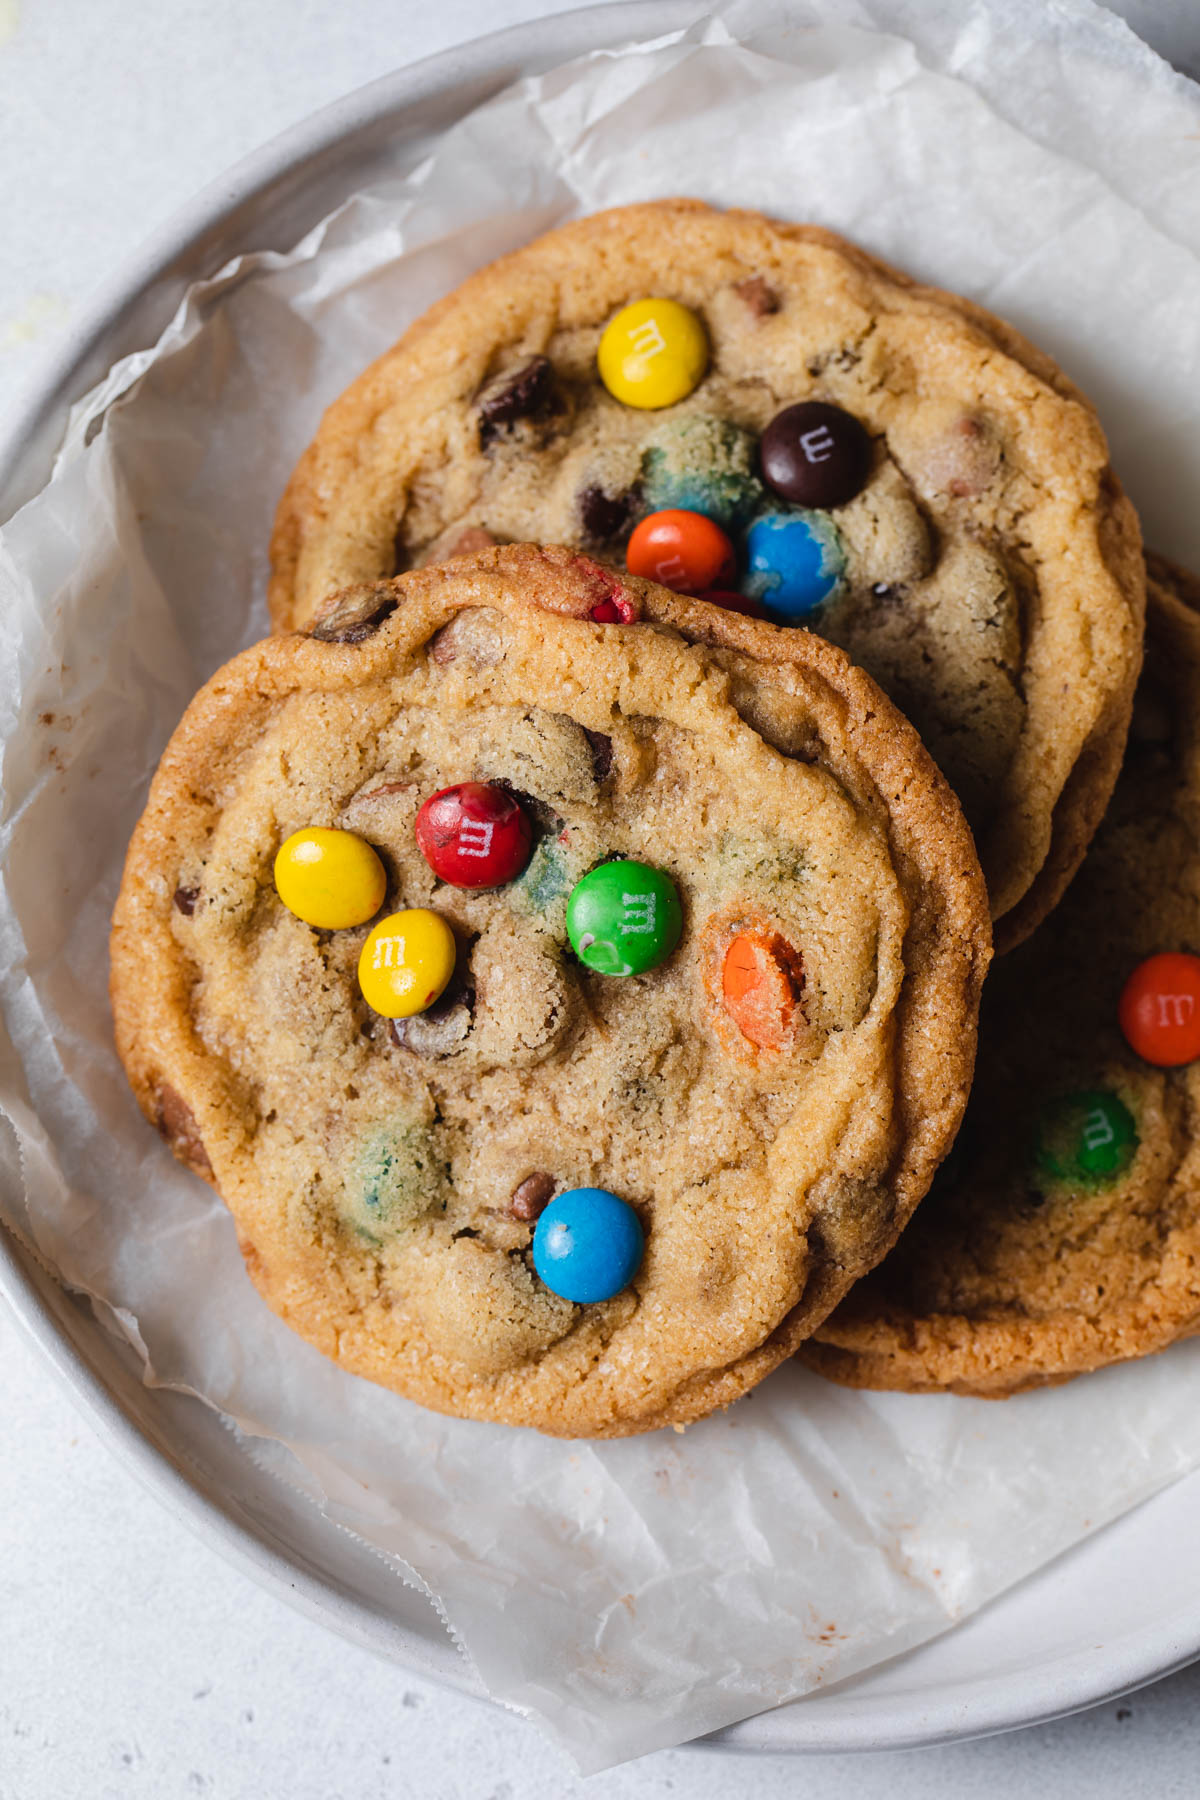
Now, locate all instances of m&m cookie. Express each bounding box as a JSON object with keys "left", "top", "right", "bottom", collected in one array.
[
  {"left": 268, "top": 199, "right": 1143, "bottom": 951},
  {"left": 112, "top": 544, "right": 988, "bottom": 1437},
  {"left": 802, "top": 557, "right": 1200, "bottom": 1399}
]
